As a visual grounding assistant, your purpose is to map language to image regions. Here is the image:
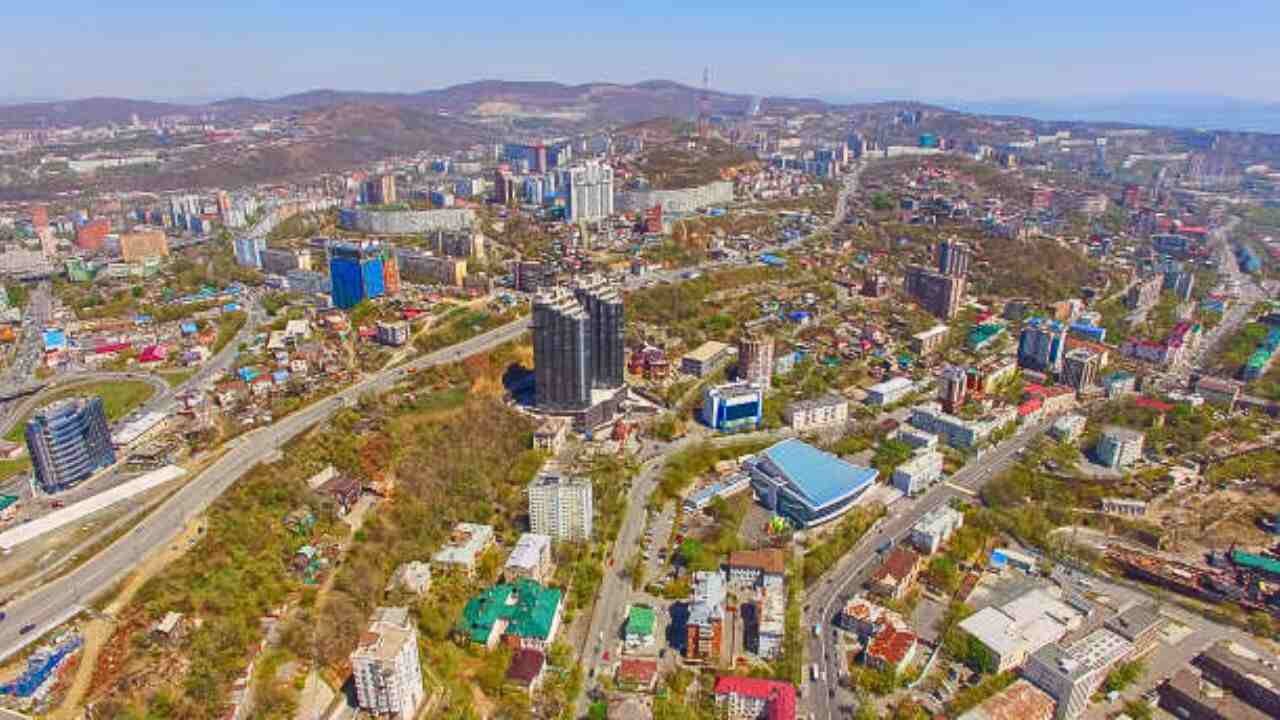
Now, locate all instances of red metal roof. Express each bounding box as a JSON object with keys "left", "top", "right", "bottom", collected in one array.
[
  {"left": 1133, "top": 396, "right": 1174, "bottom": 413},
  {"left": 866, "top": 625, "right": 918, "bottom": 667},
  {"left": 505, "top": 648, "right": 544, "bottom": 685},
  {"left": 616, "top": 658, "right": 658, "bottom": 686},
  {"left": 713, "top": 676, "right": 797, "bottom": 720},
  {"left": 94, "top": 342, "right": 132, "bottom": 354}
]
